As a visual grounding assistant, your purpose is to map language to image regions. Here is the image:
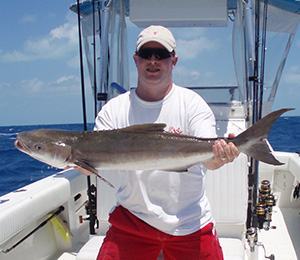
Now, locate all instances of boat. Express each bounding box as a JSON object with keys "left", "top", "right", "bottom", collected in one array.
[{"left": 1, "top": 0, "right": 300, "bottom": 259}]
